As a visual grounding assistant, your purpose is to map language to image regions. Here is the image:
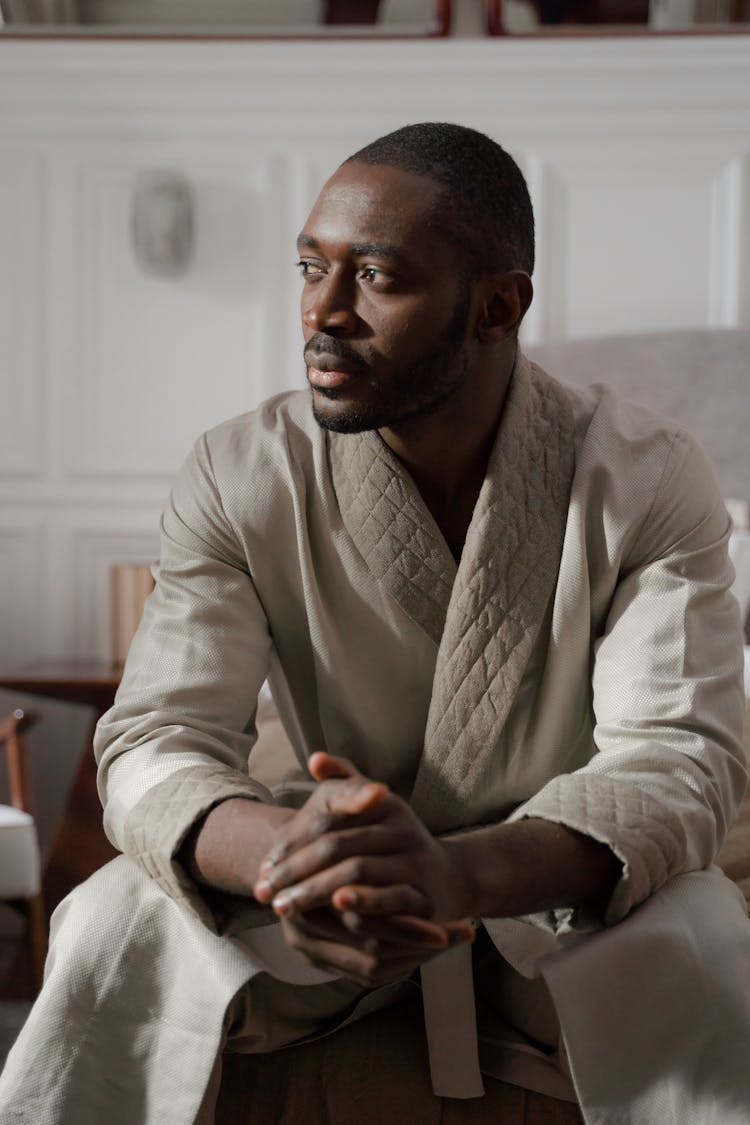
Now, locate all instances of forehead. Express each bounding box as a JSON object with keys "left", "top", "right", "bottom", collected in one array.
[{"left": 299, "top": 162, "right": 447, "bottom": 258}]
